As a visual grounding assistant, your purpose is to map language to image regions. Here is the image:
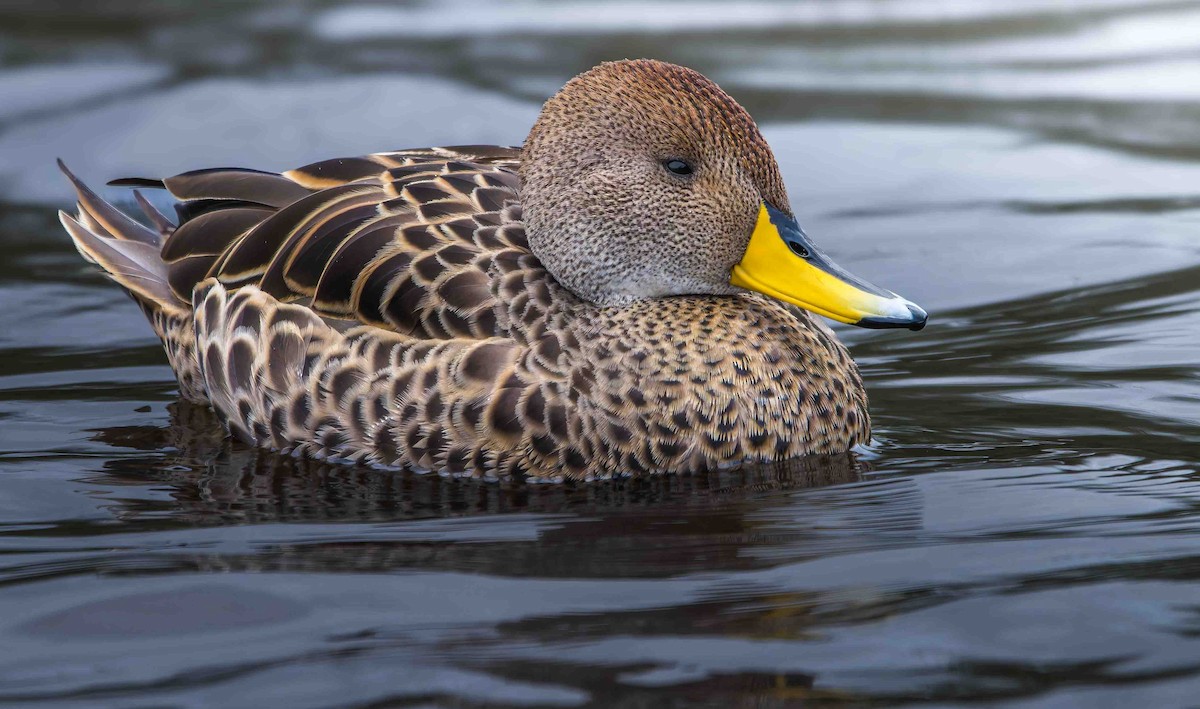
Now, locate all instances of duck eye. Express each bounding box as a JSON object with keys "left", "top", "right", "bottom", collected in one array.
[{"left": 663, "top": 159, "right": 693, "bottom": 176}]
